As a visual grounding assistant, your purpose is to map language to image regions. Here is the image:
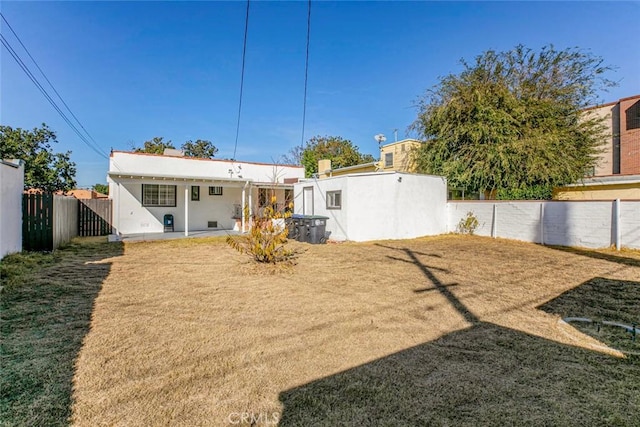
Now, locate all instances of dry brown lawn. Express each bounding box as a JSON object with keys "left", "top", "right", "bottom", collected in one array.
[{"left": 67, "top": 235, "right": 640, "bottom": 426}]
